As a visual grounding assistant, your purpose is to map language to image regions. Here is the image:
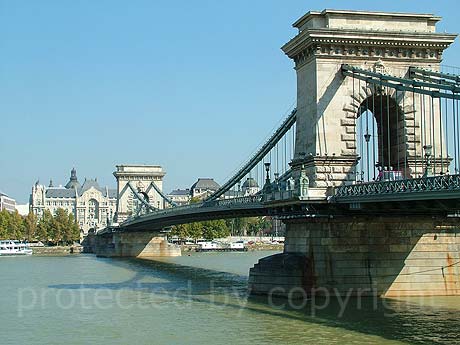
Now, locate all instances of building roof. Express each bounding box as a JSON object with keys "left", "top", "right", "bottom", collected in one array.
[
  {"left": 168, "top": 189, "right": 190, "bottom": 196},
  {"left": 44, "top": 181, "right": 117, "bottom": 199},
  {"left": 46, "top": 188, "right": 76, "bottom": 198},
  {"left": 190, "top": 178, "right": 220, "bottom": 191}
]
